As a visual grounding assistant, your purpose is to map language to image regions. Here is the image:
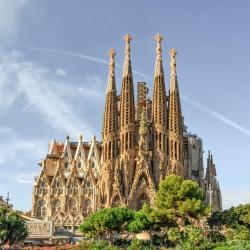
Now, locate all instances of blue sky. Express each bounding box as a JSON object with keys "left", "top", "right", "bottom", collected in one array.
[{"left": 0, "top": 0, "right": 249, "bottom": 211}]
